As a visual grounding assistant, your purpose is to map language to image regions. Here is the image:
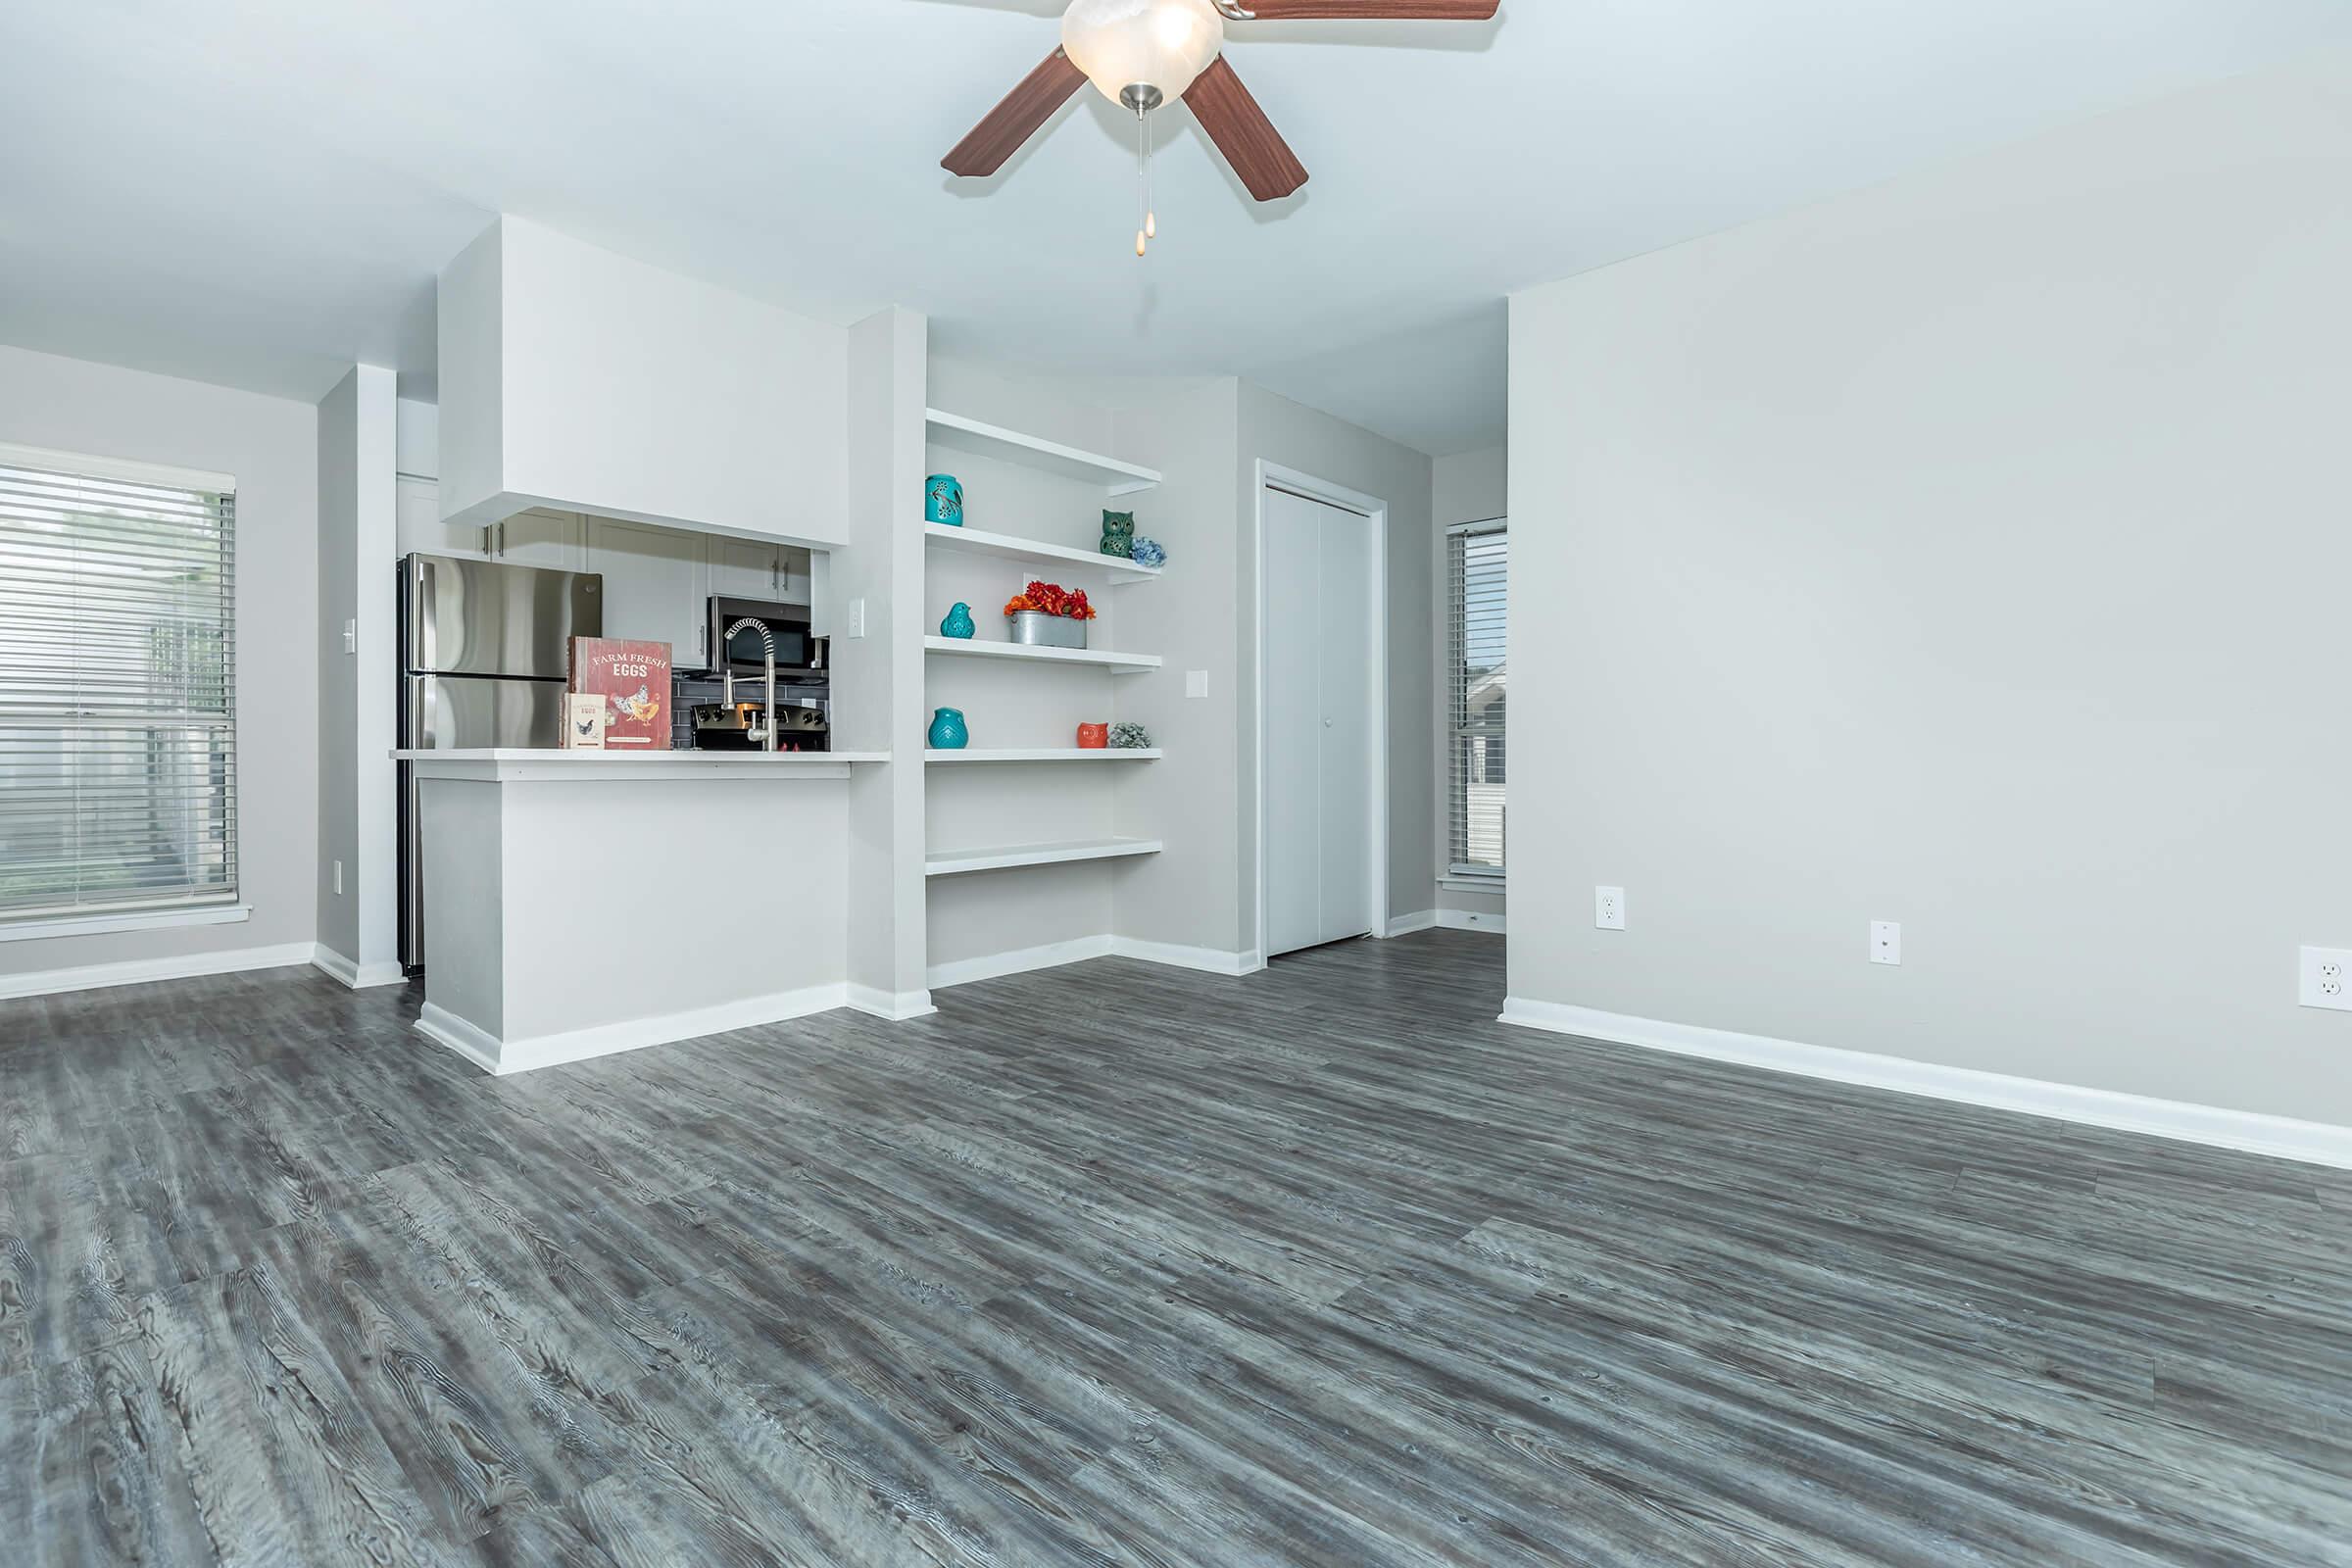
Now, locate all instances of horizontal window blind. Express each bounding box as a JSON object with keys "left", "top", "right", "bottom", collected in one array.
[
  {"left": 0, "top": 447, "right": 237, "bottom": 922},
  {"left": 1446, "top": 522, "right": 1506, "bottom": 877}
]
